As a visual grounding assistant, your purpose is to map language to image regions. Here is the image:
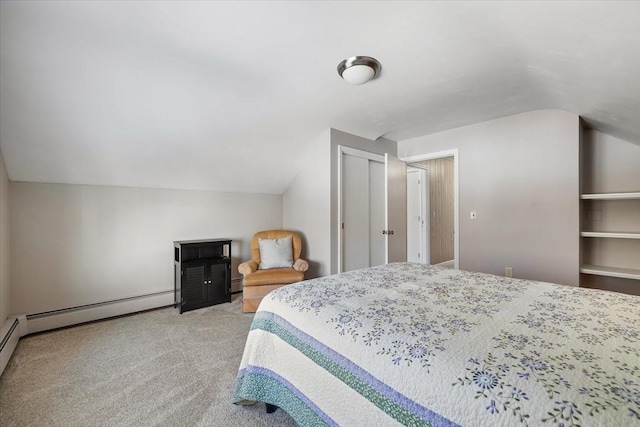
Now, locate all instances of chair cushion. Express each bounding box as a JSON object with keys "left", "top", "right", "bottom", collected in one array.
[
  {"left": 242, "top": 268, "right": 304, "bottom": 287},
  {"left": 251, "top": 230, "right": 302, "bottom": 265},
  {"left": 258, "top": 236, "right": 293, "bottom": 269}
]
